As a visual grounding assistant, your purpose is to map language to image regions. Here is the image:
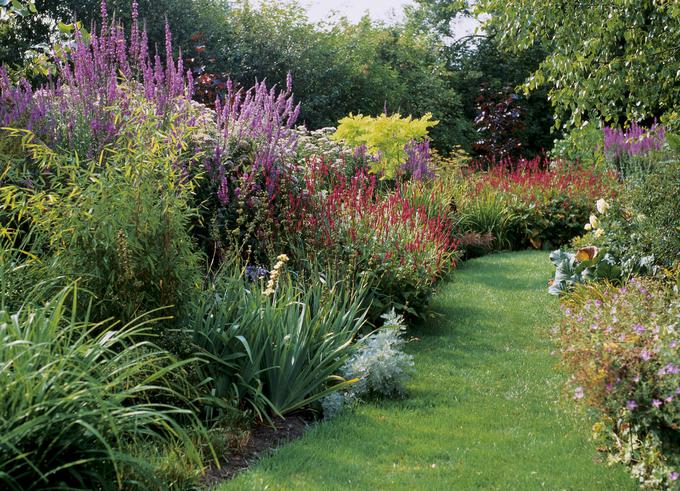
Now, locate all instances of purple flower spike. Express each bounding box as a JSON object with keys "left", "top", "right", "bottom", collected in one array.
[{"left": 401, "top": 139, "right": 434, "bottom": 180}]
